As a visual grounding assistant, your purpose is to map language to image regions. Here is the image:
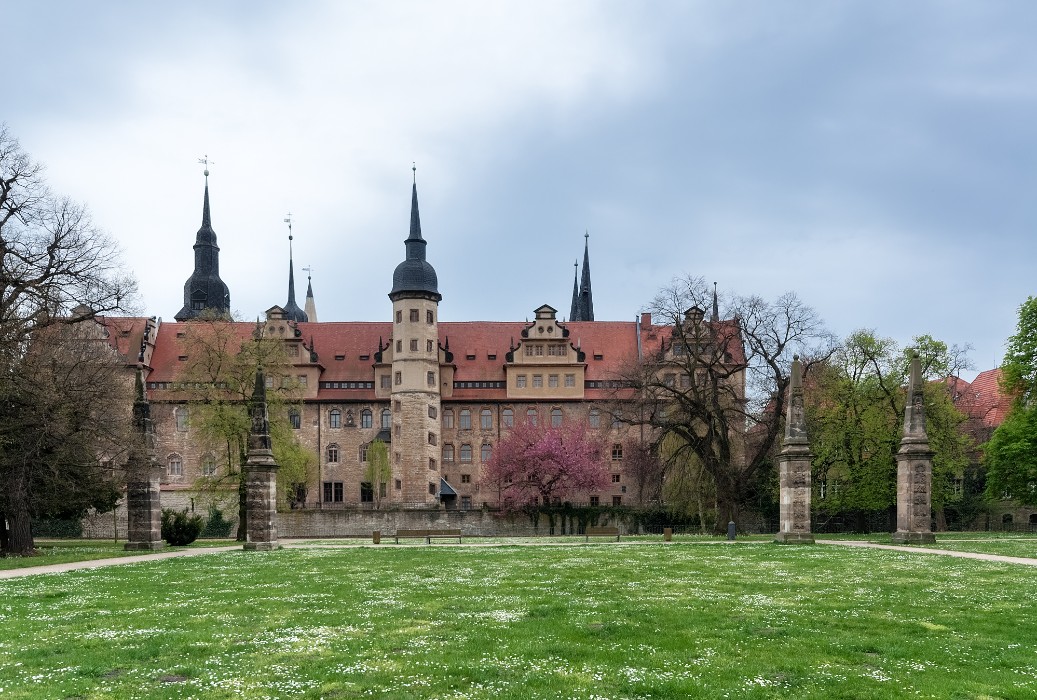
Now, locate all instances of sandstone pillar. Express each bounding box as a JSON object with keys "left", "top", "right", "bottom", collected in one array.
[
  {"left": 775, "top": 355, "right": 814, "bottom": 544},
  {"left": 892, "top": 352, "right": 936, "bottom": 545},
  {"left": 125, "top": 368, "right": 165, "bottom": 551},
  {"left": 243, "top": 366, "right": 280, "bottom": 551}
]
